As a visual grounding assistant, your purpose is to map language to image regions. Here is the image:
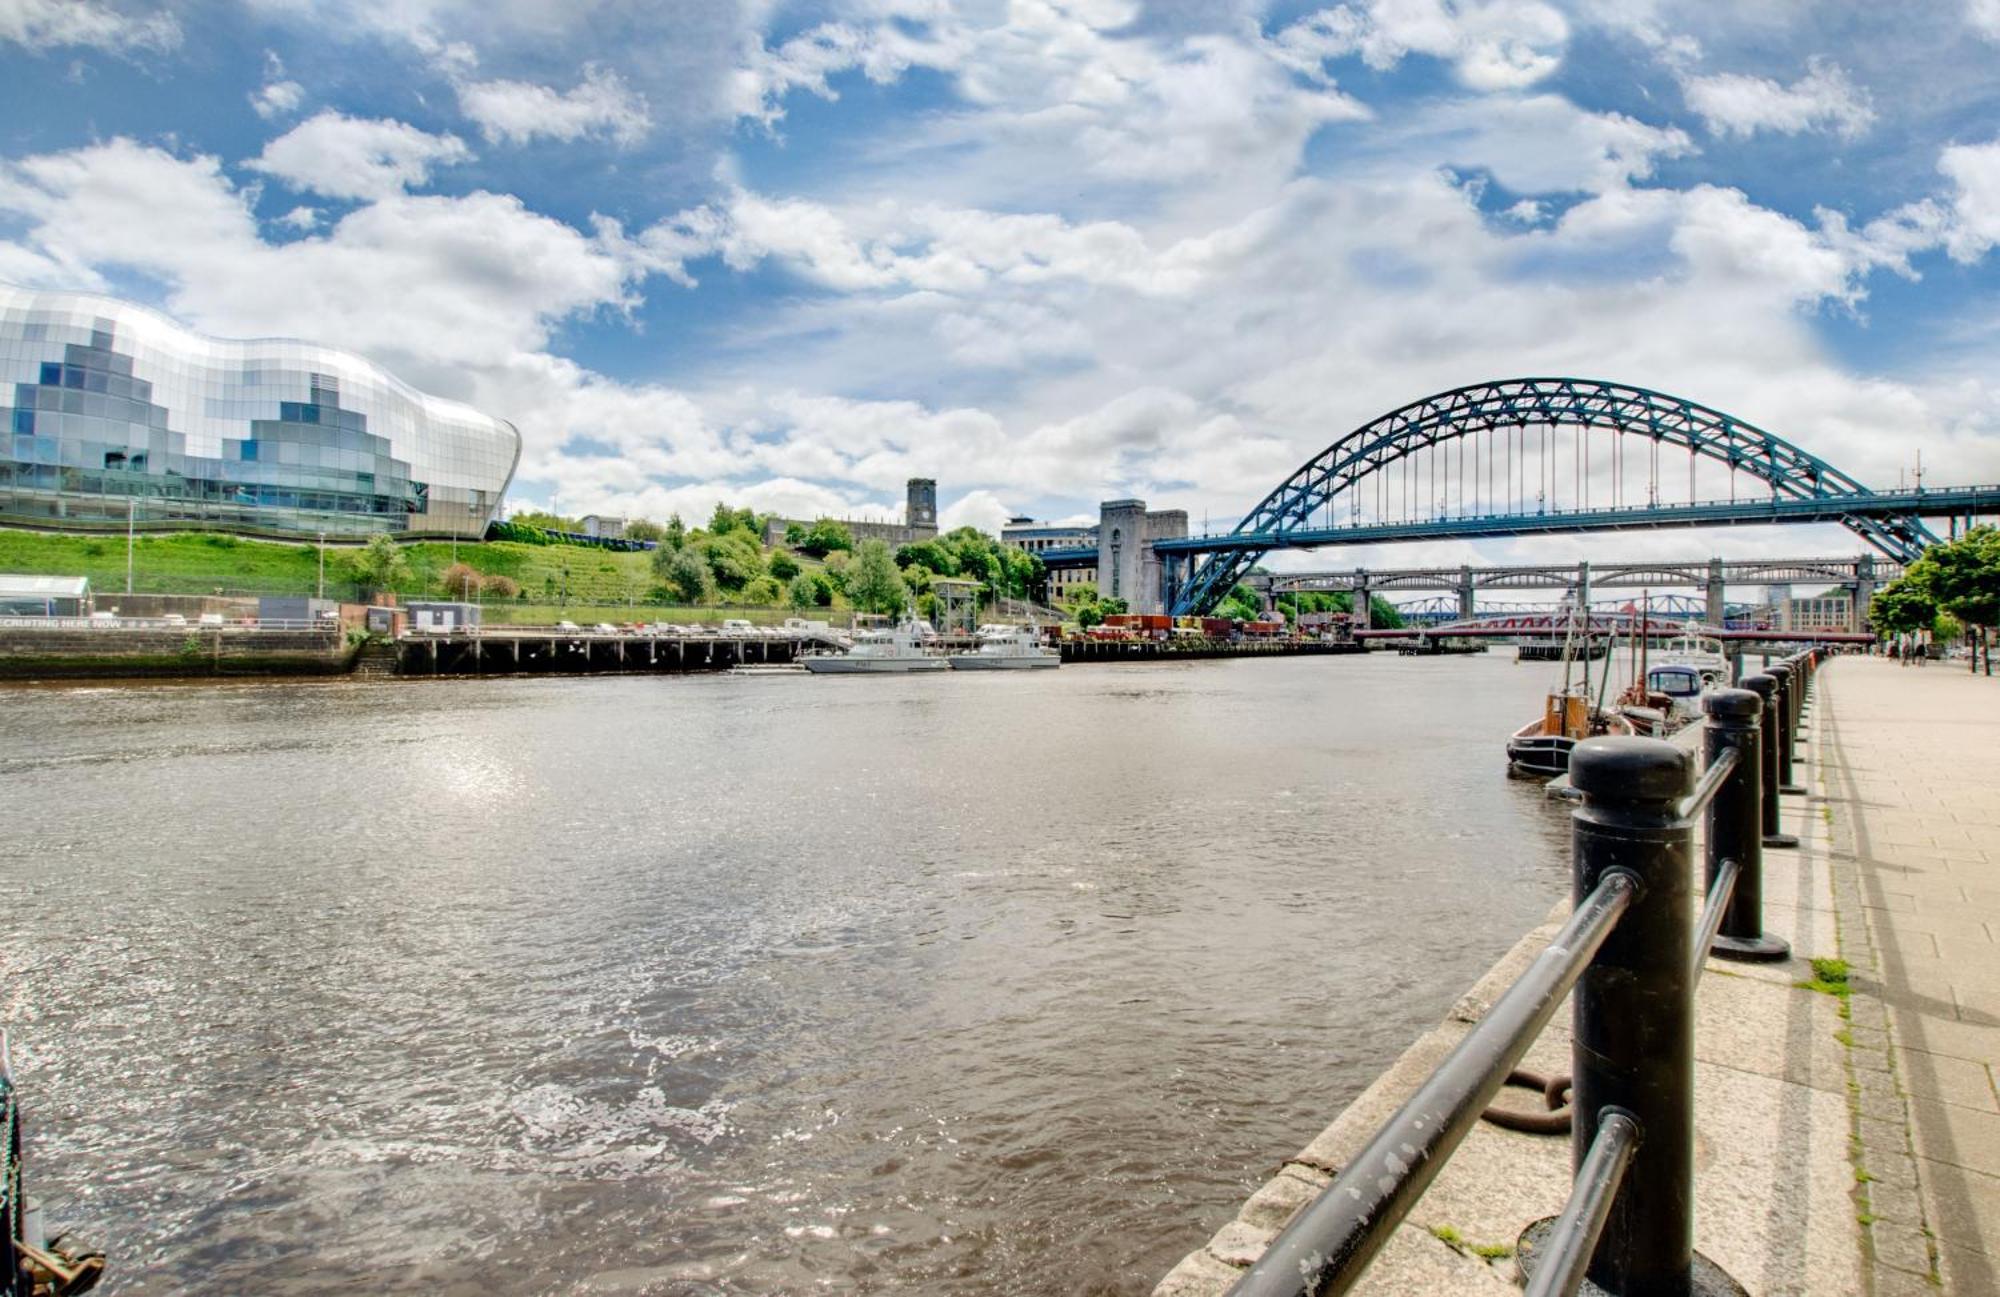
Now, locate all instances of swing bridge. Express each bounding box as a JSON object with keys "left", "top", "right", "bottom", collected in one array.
[{"left": 1034, "top": 378, "right": 1999, "bottom": 616}]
